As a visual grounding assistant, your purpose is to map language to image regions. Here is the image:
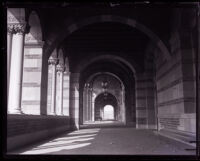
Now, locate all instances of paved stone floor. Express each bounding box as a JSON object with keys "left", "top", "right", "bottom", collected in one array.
[{"left": 12, "top": 127, "right": 196, "bottom": 155}]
